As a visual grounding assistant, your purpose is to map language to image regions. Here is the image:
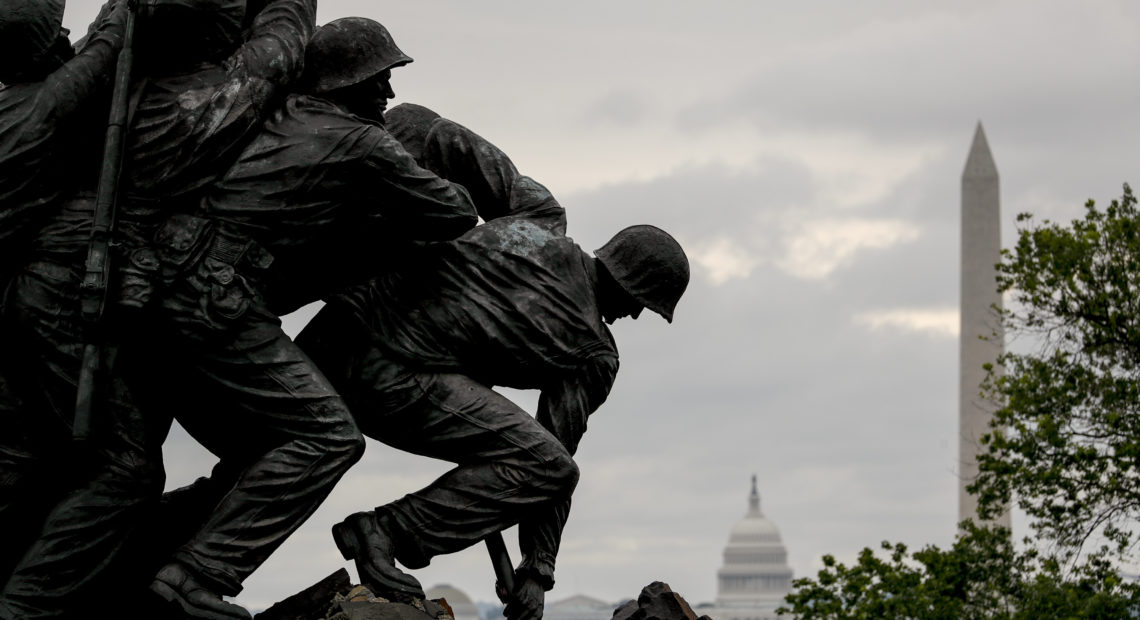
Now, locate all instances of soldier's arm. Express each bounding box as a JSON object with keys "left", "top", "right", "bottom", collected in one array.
[
  {"left": 514, "top": 356, "right": 619, "bottom": 598},
  {"left": 43, "top": 0, "right": 128, "bottom": 118},
  {"left": 388, "top": 105, "right": 567, "bottom": 231},
  {"left": 125, "top": 0, "right": 316, "bottom": 196},
  {"left": 198, "top": 0, "right": 318, "bottom": 160},
  {"left": 0, "top": 2, "right": 127, "bottom": 255},
  {"left": 230, "top": 0, "right": 317, "bottom": 97},
  {"left": 357, "top": 128, "right": 479, "bottom": 241}
]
